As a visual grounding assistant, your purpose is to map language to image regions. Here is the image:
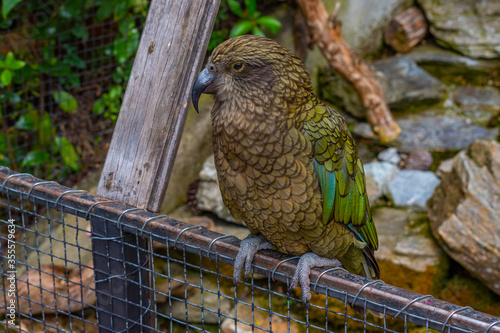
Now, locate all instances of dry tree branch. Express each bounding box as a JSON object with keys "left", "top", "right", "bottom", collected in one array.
[{"left": 296, "top": 0, "right": 401, "bottom": 143}]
